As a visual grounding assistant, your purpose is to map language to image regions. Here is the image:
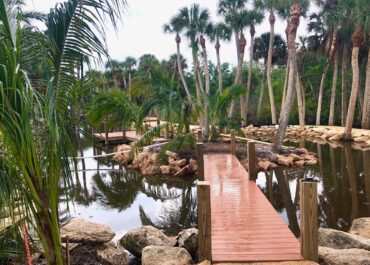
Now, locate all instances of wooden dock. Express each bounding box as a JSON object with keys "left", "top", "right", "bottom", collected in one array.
[
  {"left": 93, "top": 130, "right": 167, "bottom": 143},
  {"left": 203, "top": 153, "right": 303, "bottom": 263}
]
